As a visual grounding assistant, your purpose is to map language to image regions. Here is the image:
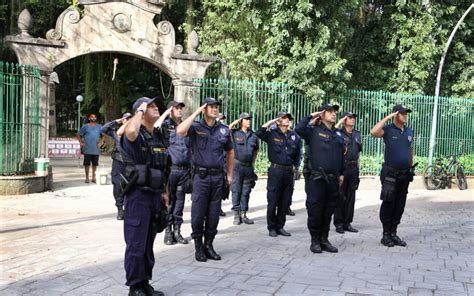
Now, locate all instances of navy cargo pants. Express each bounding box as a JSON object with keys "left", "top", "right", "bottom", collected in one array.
[
  {"left": 231, "top": 164, "right": 255, "bottom": 212},
  {"left": 266, "top": 166, "right": 294, "bottom": 231},
  {"left": 191, "top": 173, "right": 224, "bottom": 239},
  {"left": 167, "top": 168, "right": 189, "bottom": 226},
  {"left": 124, "top": 188, "right": 162, "bottom": 287},
  {"left": 111, "top": 159, "right": 125, "bottom": 207},
  {"left": 305, "top": 178, "right": 338, "bottom": 240},
  {"left": 334, "top": 165, "right": 359, "bottom": 228},
  {"left": 379, "top": 166, "right": 410, "bottom": 226}
]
